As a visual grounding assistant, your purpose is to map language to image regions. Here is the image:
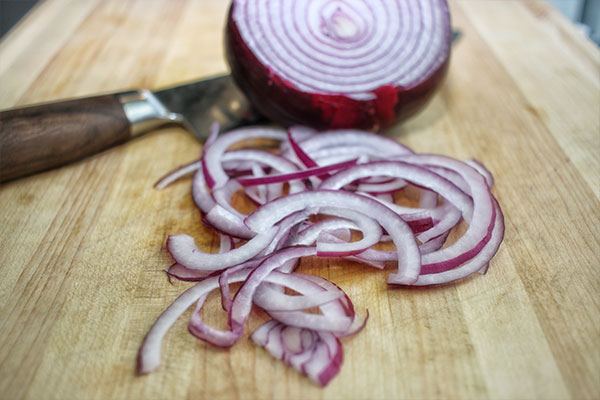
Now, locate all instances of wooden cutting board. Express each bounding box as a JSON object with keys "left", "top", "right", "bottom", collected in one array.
[{"left": 1, "top": 1, "right": 599, "bottom": 399}]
